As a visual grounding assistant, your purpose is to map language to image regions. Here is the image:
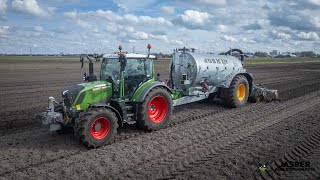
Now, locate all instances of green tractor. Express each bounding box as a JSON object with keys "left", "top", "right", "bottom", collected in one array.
[
  {"left": 38, "top": 44, "right": 174, "bottom": 148},
  {"left": 37, "top": 45, "right": 278, "bottom": 148}
]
